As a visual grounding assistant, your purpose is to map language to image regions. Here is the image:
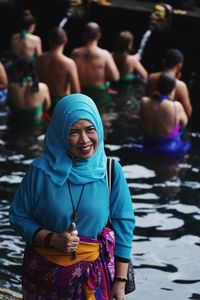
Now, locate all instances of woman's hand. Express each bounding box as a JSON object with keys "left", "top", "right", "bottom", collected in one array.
[
  {"left": 110, "top": 280, "right": 126, "bottom": 300},
  {"left": 50, "top": 223, "right": 80, "bottom": 253}
]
